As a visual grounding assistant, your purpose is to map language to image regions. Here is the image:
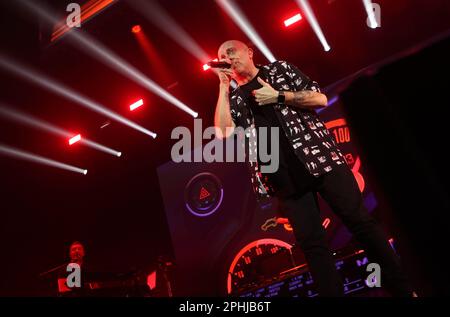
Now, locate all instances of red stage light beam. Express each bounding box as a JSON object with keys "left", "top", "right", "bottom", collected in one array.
[
  {"left": 131, "top": 25, "right": 141, "bottom": 34},
  {"left": 284, "top": 13, "right": 302, "bottom": 27},
  {"left": 130, "top": 99, "right": 144, "bottom": 111},
  {"left": 69, "top": 134, "right": 82, "bottom": 145}
]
